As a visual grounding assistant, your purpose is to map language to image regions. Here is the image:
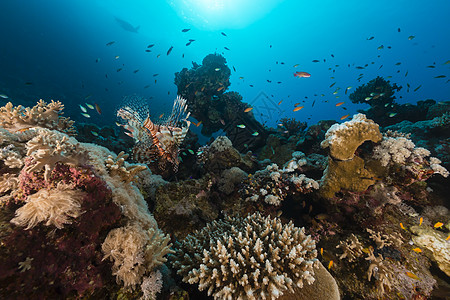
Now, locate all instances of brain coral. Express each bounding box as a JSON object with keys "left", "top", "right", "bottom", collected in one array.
[{"left": 171, "top": 212, "right": 318, "bottom": 300}]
